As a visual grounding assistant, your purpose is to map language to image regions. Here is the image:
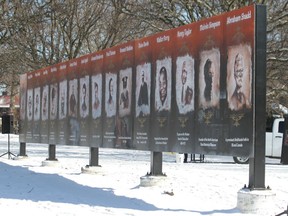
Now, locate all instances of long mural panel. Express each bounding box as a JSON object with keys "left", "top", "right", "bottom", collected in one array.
[{"left": 20, "top": 5, "right": 260, "bottom": 157}]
